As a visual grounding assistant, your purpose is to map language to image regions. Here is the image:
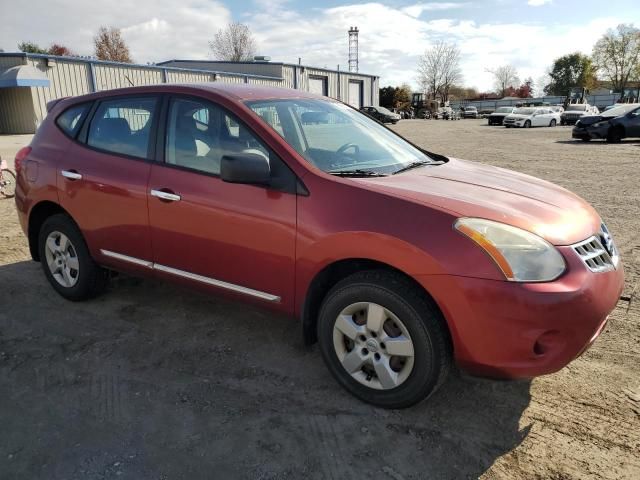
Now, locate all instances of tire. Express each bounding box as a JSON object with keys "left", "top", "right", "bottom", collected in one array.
[
  {"left": 38, "top": 213, "right": 109, "bottom": 301},
  {"left": 549, "top": 119, "right": 556, "bottom": 127},
  {"left": 317, "top": 270, "right": 452, "bottom": 409},
  {"left": 606, "top": 127, "right": 623, "bottom": 143},
  {"left": 524, "top": 120, "right": 531, "bottom": 128},
  {"left": 0, "top": 169, "right": 16, "bottom": 198}
]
